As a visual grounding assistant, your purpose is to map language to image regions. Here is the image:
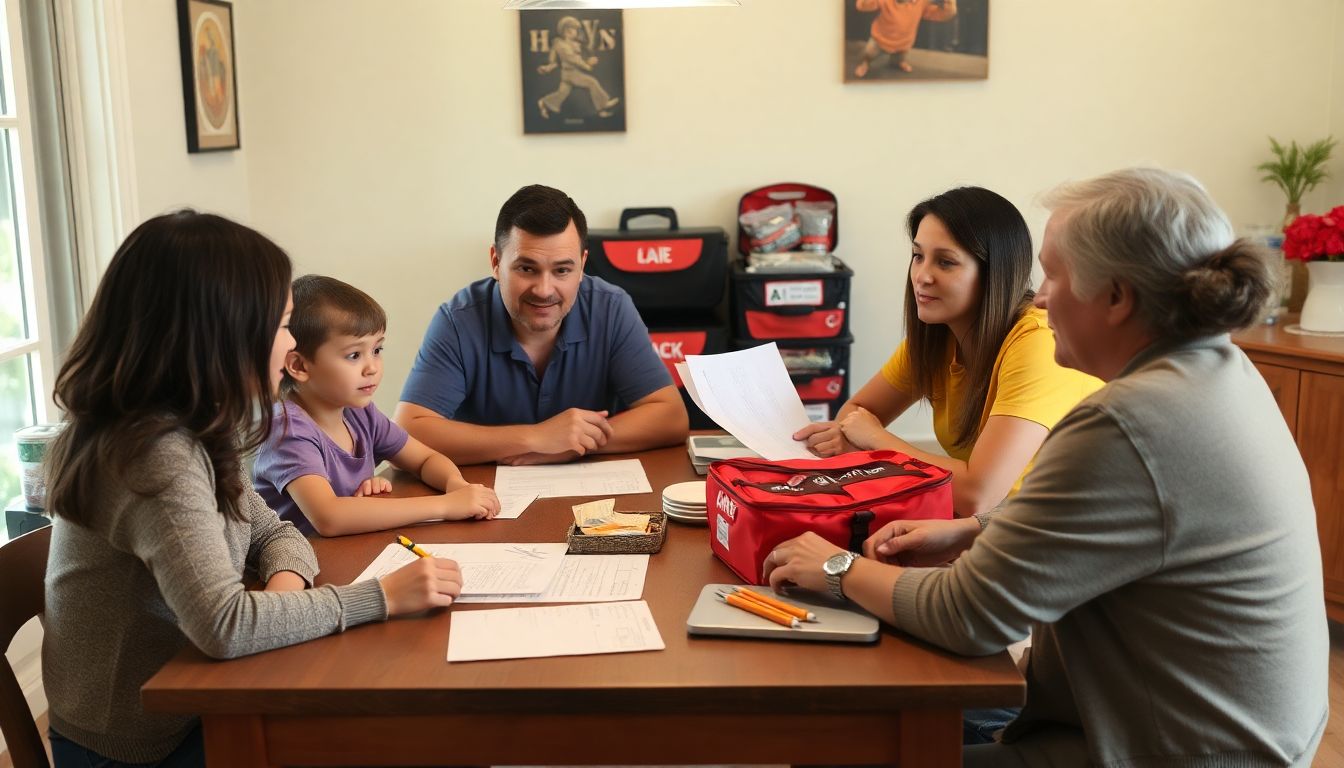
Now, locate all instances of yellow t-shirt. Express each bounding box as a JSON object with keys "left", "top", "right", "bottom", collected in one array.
[{"left": 879, "top": 307, "right": 1102, "bottom": 494}]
